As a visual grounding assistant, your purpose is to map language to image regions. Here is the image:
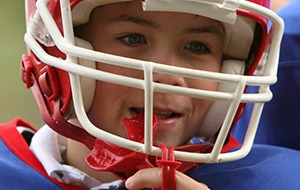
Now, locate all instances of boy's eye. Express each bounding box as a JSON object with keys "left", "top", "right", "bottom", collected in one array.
[
  {"left": 185, "top": 41, "right": 210, "bottom": 54},
  {"left": 120, "top": 34, "right": 145, "bottom": 46}
]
